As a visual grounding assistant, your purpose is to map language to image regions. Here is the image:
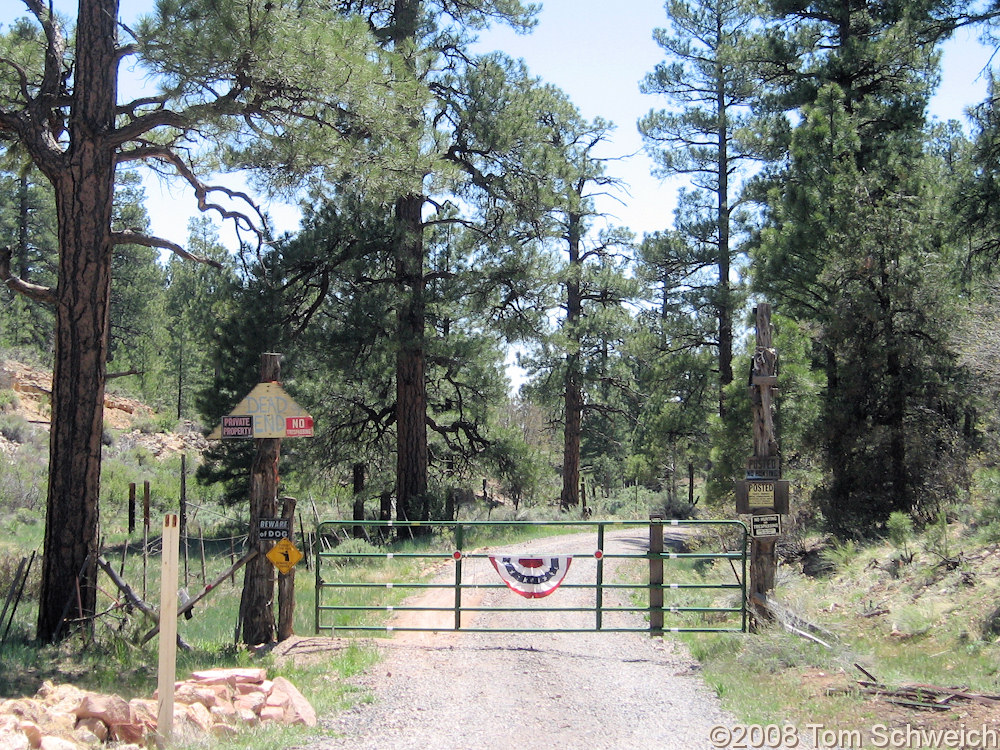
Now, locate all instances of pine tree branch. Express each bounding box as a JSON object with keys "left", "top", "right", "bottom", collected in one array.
[
  {"left": 111, "top": 231, "right": 224, "bottom": 268},
  {"left": 0, "top": 245, "right": 56, "bottom": 305}
]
